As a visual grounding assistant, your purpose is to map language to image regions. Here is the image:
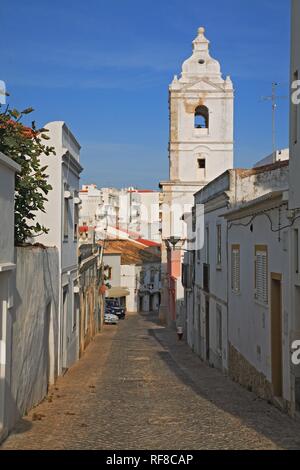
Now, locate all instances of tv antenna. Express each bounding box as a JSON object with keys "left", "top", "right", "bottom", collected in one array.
[{"left": 261, "top": 82, "right": 288, "bottom": 158}]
